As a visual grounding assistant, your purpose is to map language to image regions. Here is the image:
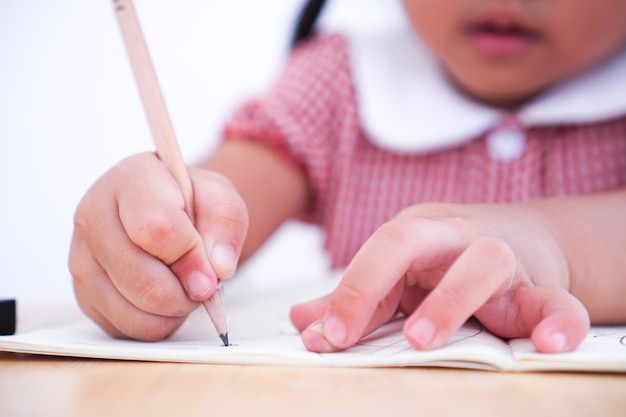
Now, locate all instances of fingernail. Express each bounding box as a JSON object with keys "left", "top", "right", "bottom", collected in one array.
[
  {"left": 210, "top": 244, "right": 237, "bottom": 278},
  {"left": 408, "top": 317, "right": 436, "bottom": 349},
  {"left": 186, "top": 271, "right": 214, "bottom": 301},
  {"left": 549, "top": 332, "right": 567, "bottom": 353},
  {"left": 323, "top": 316, "right": 347, "bottom": 347},
  {"left": 301, "top": 321, "right": 335, "bottom": 353}
]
